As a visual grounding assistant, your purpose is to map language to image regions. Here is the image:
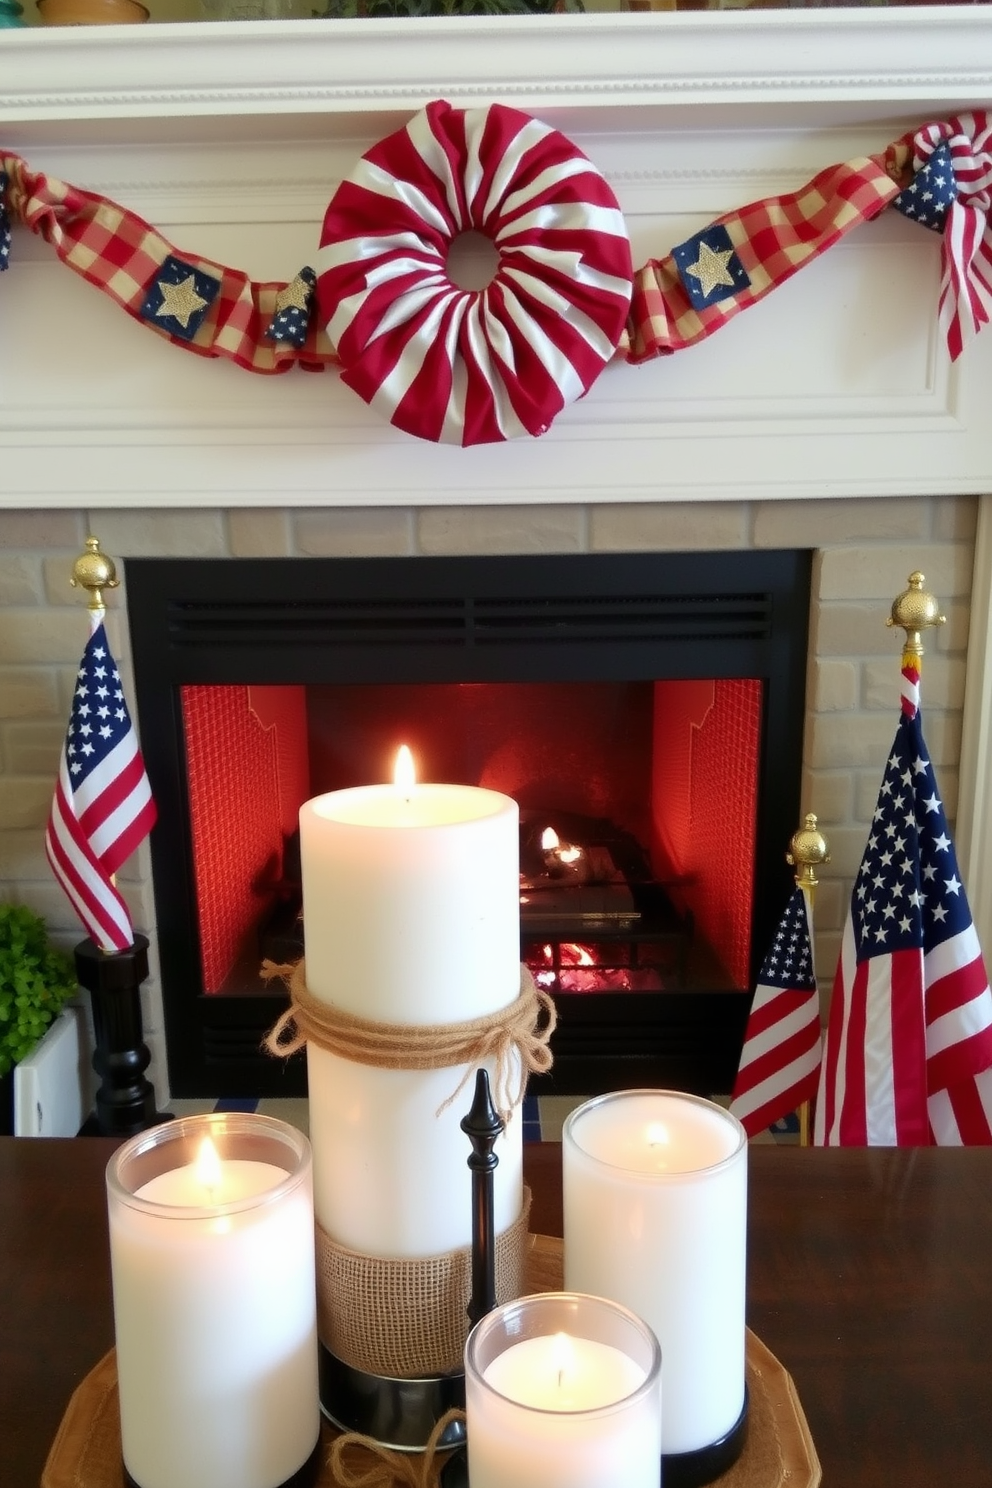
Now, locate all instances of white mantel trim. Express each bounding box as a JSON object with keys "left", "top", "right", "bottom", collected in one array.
[{"left": 1, "top": 8, "right": 991, "bottom": 136}]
